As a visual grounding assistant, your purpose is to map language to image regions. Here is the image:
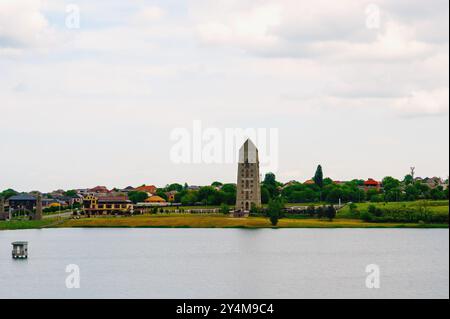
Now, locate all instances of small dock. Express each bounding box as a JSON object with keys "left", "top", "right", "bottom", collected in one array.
[{"left": 12, "top": 242, "right": 28, "bottom": 259}]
